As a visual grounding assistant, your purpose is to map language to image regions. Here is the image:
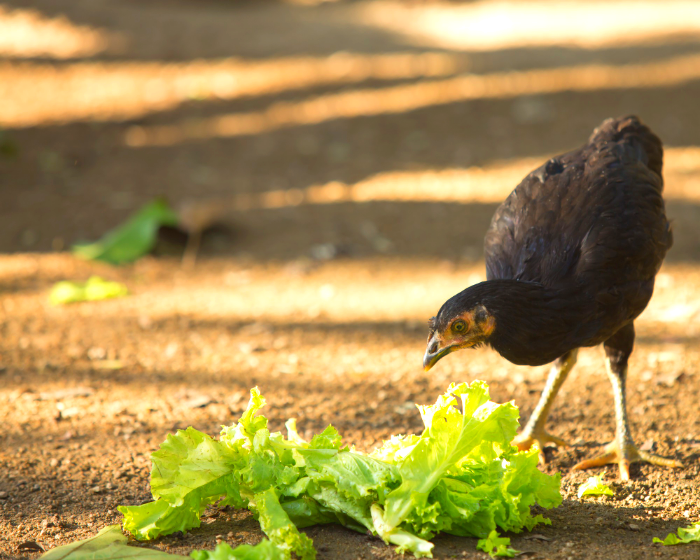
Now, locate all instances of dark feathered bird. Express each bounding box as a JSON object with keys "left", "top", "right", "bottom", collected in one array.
[{"left": 423, "top": 116, "right": 682, "bottom": 480}]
